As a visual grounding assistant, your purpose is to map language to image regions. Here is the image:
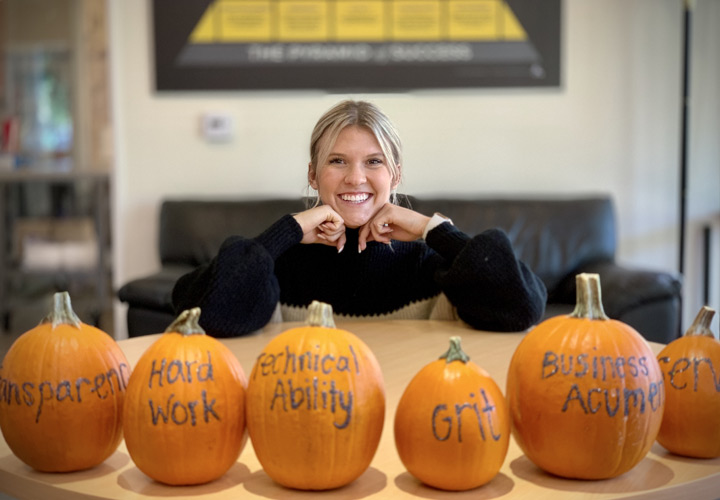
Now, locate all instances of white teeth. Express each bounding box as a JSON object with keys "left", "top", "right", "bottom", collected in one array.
[{"left": 341, "top": 193, "right": 369, "bottom": 202}]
